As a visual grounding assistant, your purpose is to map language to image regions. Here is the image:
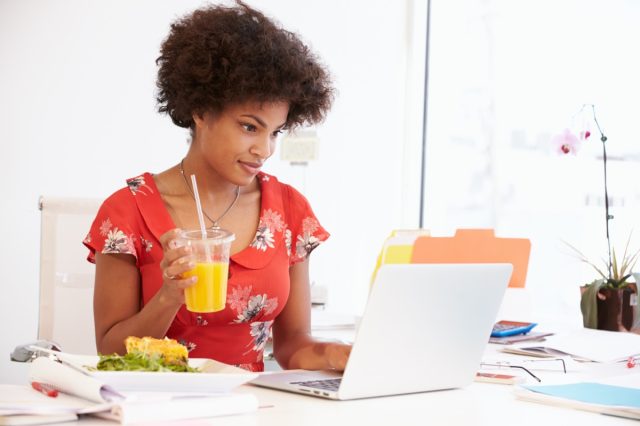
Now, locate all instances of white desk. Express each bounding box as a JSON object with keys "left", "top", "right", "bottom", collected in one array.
[
  {"left": 13, "top": 379, "right": 633, "bottom": 426},
  {"left": 5, "top": 312, "right": 639, "bottom": 425},
  {"left": 4, "top": 353, "right": 639, "bottom": 426}
]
